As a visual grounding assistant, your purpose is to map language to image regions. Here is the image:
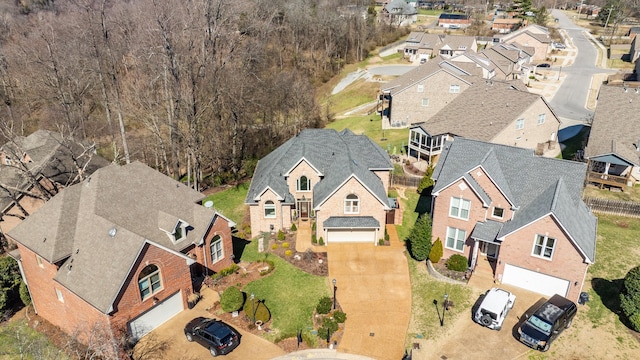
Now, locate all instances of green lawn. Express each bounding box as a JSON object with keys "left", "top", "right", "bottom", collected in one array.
[
  {"left": 202, "top": 182, "right": 249, "bottom": 225},
  {"left": 560, "top": 126, "right": 590, "bottom": 160},
  {"left": 326, "top": 115, "right": 409, "bottom": 154},
  {"left": 0, "top": 319, "right": 69, "bottom": 359},
  {"left": 240, "top": 241, "right": 329, "bottom": 342}
]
